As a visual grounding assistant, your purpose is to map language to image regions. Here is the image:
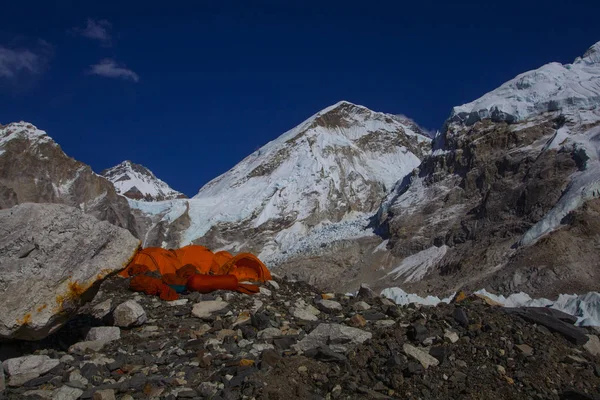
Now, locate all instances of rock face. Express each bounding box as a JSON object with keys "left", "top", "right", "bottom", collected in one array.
[
  {"left": 0, "top": 122, "right": 139, "bottom": 236},
  {"left": 374, "top": 41, "right": 600, "bottom": 298},
  {"left": 0, "top": 203, "right": 139, "bottom": 340},
  {"left": 102, "top": 160, "right": 186, "bottom": 201}
]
